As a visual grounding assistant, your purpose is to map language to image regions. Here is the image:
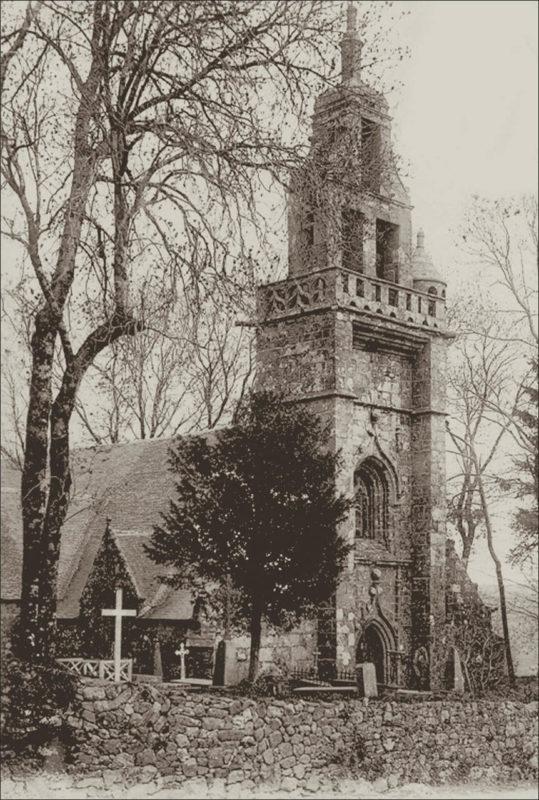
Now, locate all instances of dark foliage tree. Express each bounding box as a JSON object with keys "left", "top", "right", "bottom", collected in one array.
[{"left": 148, "top": 391, "right": 352, "bottom": 680}]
